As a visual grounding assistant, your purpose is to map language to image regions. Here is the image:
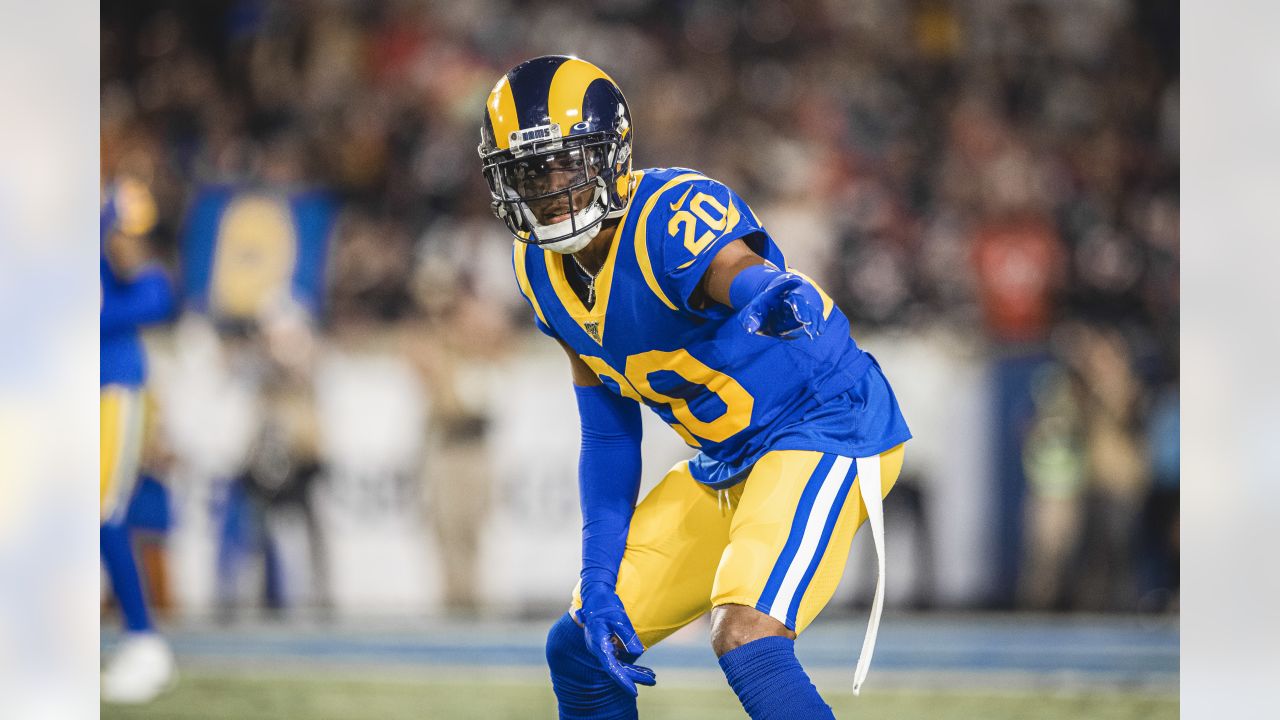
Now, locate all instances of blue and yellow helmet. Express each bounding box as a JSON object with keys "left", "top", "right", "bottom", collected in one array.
[{"left": 478, "top": 55, "right": 635, "bottom": 251}]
